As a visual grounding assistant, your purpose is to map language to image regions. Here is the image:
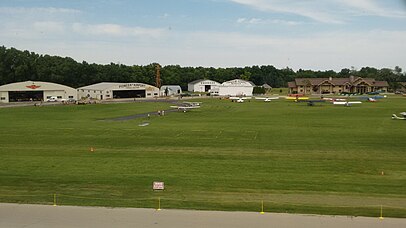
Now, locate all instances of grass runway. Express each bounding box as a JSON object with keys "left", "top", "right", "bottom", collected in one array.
[{"left": 0, "top": 97, "right": 405, "bottom": 217}]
